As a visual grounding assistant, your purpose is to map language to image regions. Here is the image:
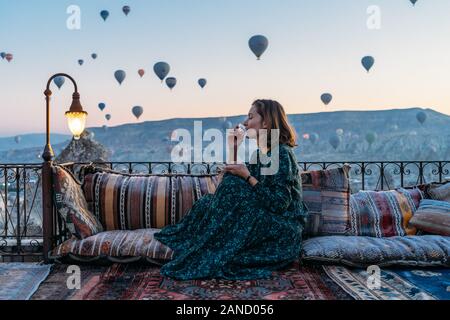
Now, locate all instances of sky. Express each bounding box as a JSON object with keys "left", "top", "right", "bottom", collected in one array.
[{"left": 0, "top": 0, "right": 450, "bottom": 136}]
